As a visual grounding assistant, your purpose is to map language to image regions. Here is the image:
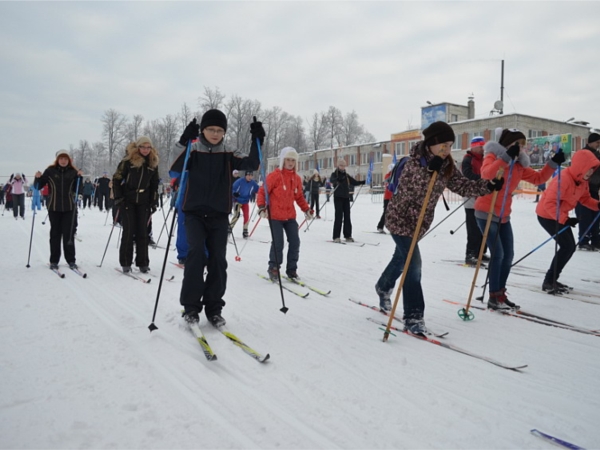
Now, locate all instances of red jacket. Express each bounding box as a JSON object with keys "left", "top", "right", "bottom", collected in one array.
[
  {"left": 536, "top": 150, "right": 600, "bottom": 223},
  {"left": 475, "top": 142, "right": 555, "bottom": 222},
  {"left": 257, "top": 168, "right": 309, "bottom": 221}
]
